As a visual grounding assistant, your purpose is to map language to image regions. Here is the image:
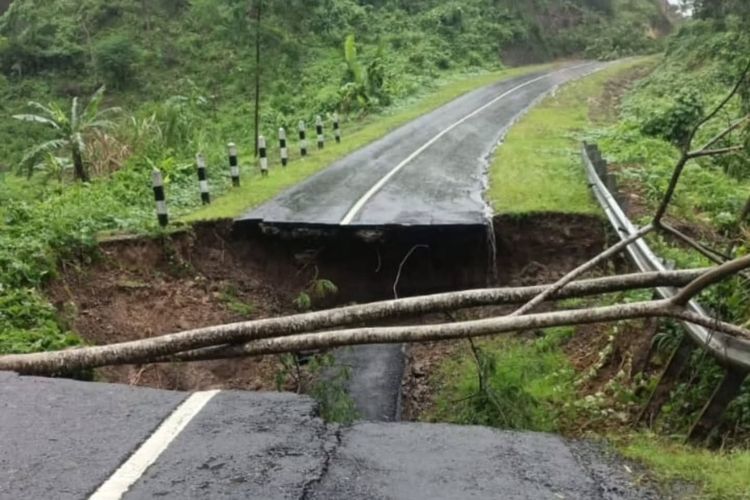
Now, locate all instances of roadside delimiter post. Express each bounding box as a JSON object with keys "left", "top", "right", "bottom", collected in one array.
[
  {"left": 228, "top": 142, "right": 240, "bottom": 187},
  {"left": 299, "top": 120, "right": 308, "bottom": 157},
  {"left": 152, "top": 169, "right": 168, "bottom": 227},
  {"left": 196, "top": 153, "right": 210, "bottom": 205},
  {"left": 316, "top": 115, "right": 325, "bottom": 149},
  {"left": 259, "top": 135, "right": 268, "bottom": 176},
  {"left": 279, "top": 128, "right": 289, "bottom": 167},
  {"left": 333, "top": 112, "right": 341, "bottom": 143}
]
